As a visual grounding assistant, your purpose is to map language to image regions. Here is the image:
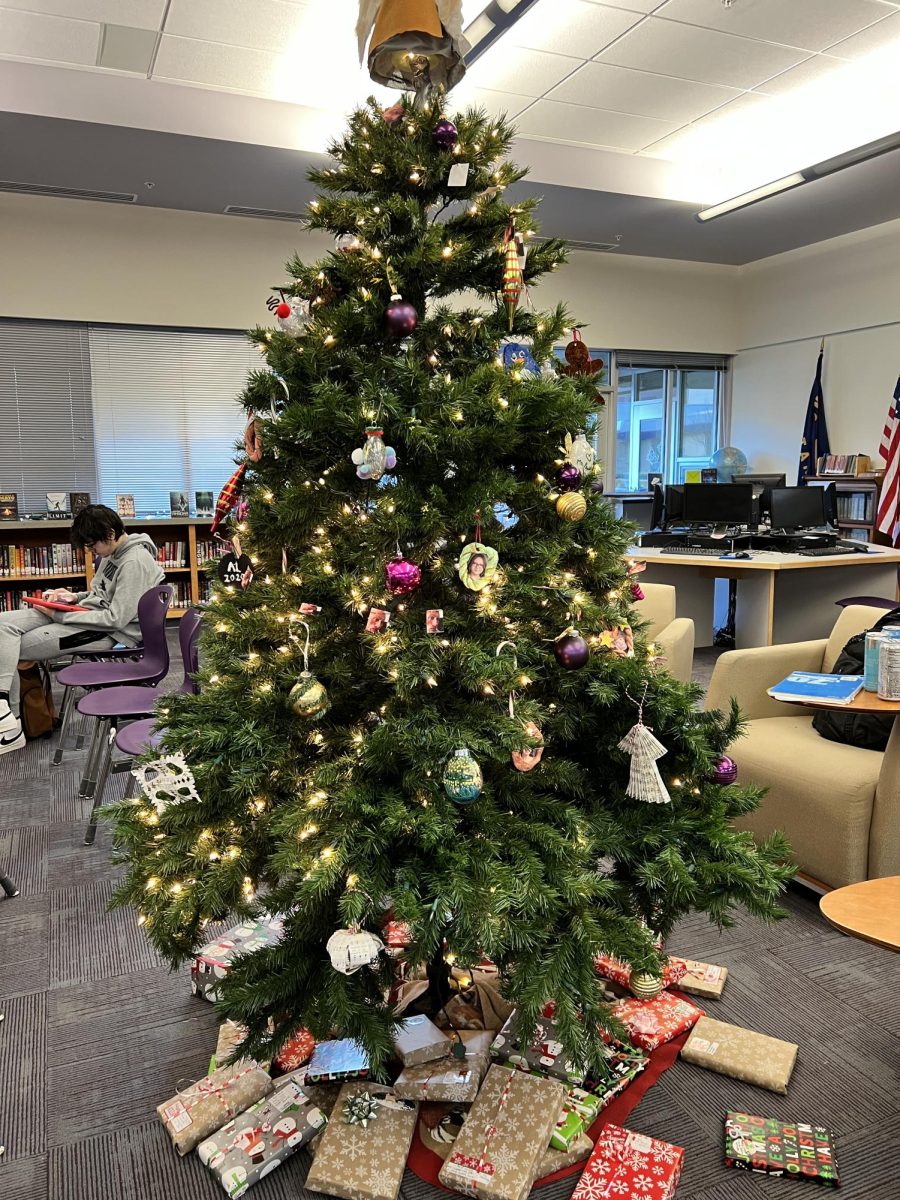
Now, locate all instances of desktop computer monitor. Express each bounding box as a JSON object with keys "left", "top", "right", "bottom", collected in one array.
[
  {"left": 621, "top": 496, "right": 654, "bottom": 530},
  {"left": 769, "top": 486, "right": 827, "bottom": 530},
  {"left": 664, "top": 484, "right": 684, "bottom": 524},
  {"left": 681, "top": 483, "right": 754, "bottom": 526},
  {"left": 731, "top": 473, "right": 787, "bottom": 523}
]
